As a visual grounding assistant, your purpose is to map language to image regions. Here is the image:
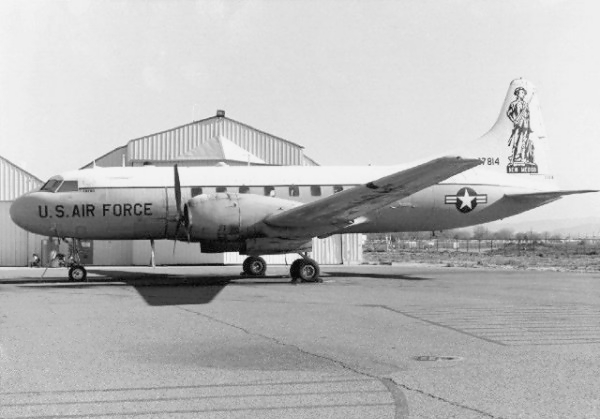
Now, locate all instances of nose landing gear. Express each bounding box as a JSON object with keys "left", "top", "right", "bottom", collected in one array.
[
  {"left": 67, "top": 238, "right": 87, "bottom": 282},
  {"left": 68, "top": 265, "right": 87, "bottom": 282}
]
